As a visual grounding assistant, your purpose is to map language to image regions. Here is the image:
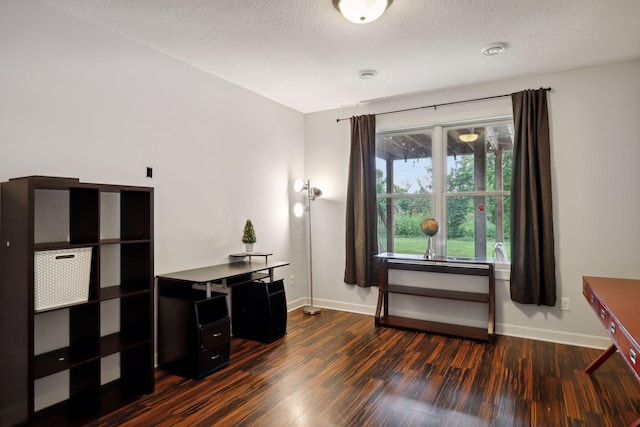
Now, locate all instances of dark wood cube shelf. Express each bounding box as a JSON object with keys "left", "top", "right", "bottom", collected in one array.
[{"left": 0, "top": 176, "right": 154, "bottom": 426}]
